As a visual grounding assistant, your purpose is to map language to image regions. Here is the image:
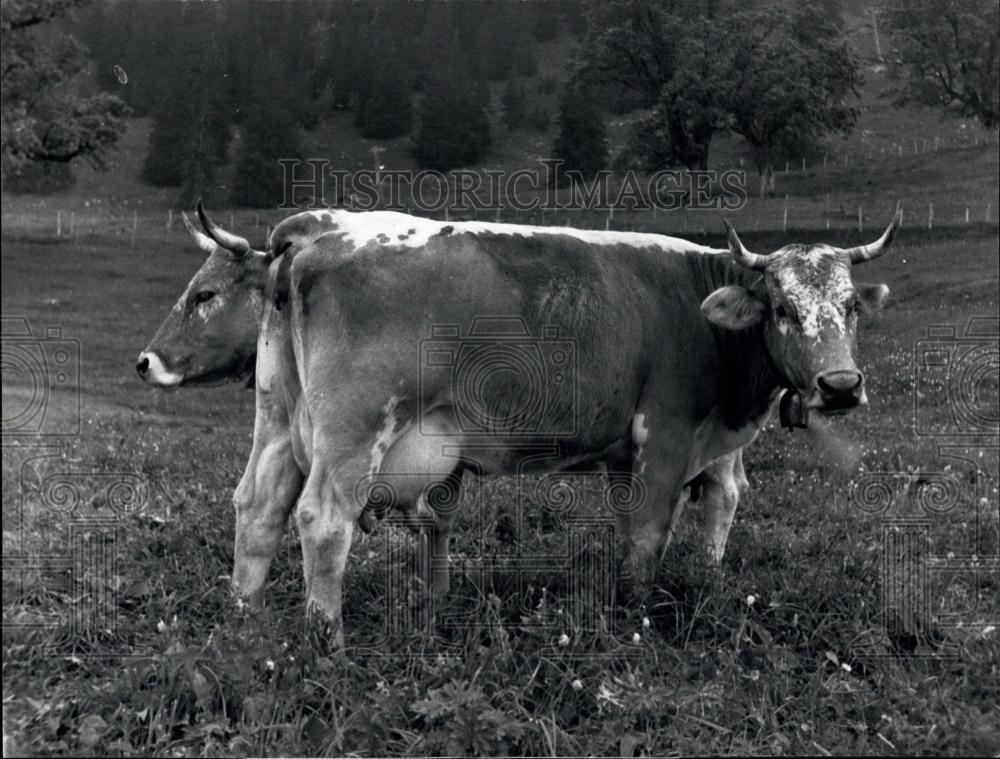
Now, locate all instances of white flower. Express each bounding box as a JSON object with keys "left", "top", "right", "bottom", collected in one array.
[
  {"left": 841, "top": 662, "right": 852, "bottom": 673},
  {"left": 642, "top": 617, "right": 651, "bottom": 629},
  {"left": 632, "top": 632, "right": 641, "bottom": 644},
  {"left": 157, "top": 619, "right": 168, "bottom": 633},
  {"left": 558, "top": 633, "right": 570, "bottom": 647},
  {"left": 265, "top": 659, "right": 275, "bottom": 671},
  {"left": 571, "top": 679, "right": 583, "bottom": 691},
  {"left": 746, "top": 594, "right": 756, "bottom": 606}
]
